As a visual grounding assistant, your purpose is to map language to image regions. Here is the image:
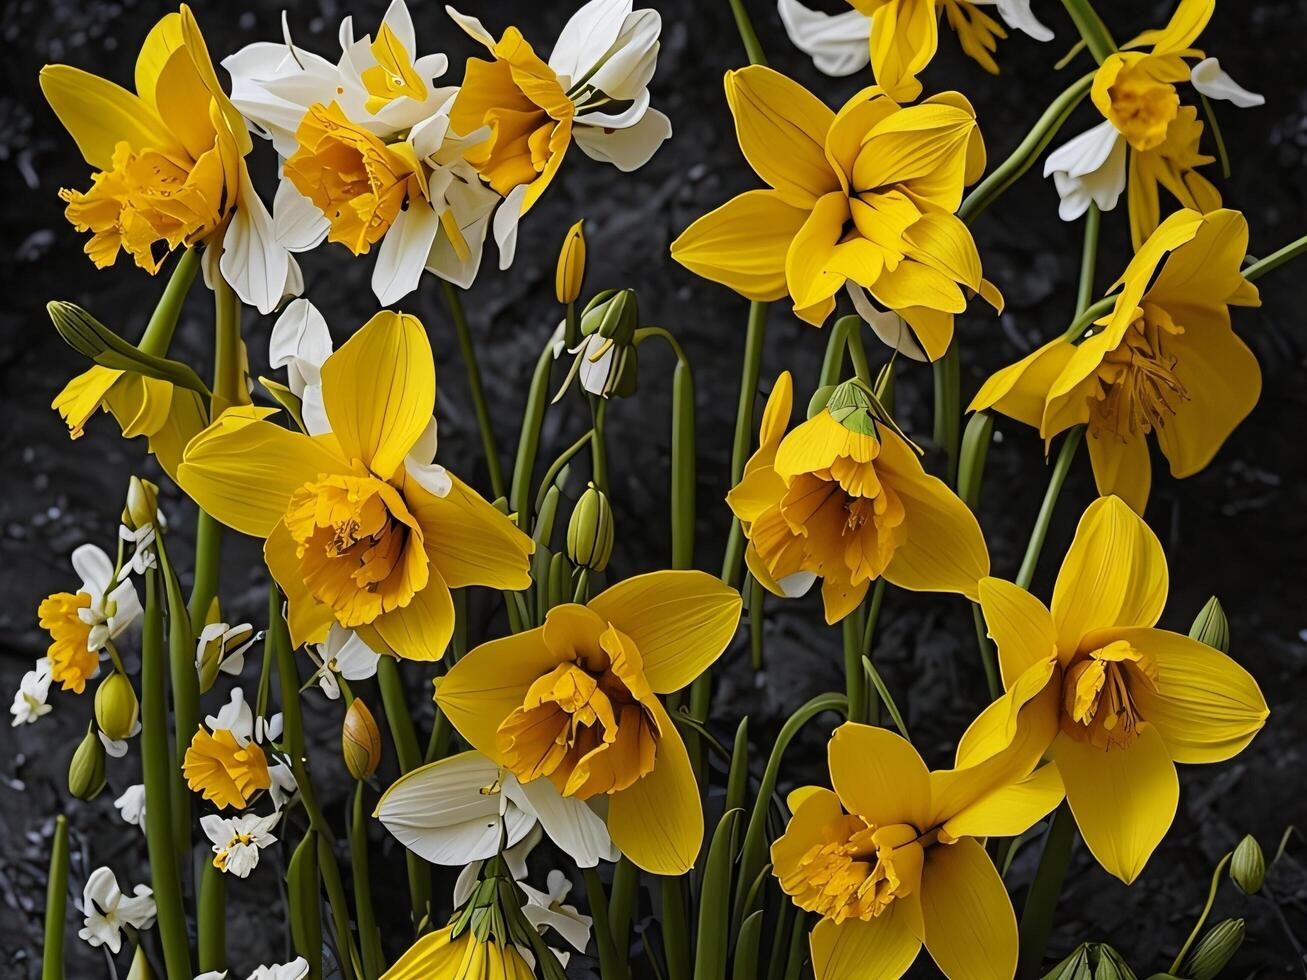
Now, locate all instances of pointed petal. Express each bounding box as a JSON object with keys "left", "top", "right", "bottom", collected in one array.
[
  {"left": 39, "top": 65, "right": 177, "bottom": 170},
  {"left": 977, "top": 577, "right": 1058, "bottom": 685},
  {"left": 1190, "top": 57, "right": 1264, "bottom": 108},
  {"left": 919, "top": 838, "right": 1018, "bottom": 980},
  {"left": 372, "top": 201, "right": 441, "bottom": 306},
  {"left": 967, "top": 337, "right": 1075, "bottom": 429},
  {"left": 404, "top": 472, "right": 534, "bottom": 590},
  {"left": 372, "top": 568, "right": 455, "bottom": 661},
  {"left": 1086, "top": 430, "right": 1153, "bottom": 514},
  {"left": 810, "top": 901, "right": 922, "bottom": 980},
  {"left": 670, "top": 190, "right": 808, "bottom": 301},
  {"left": 939, "top": 763, "right": 1064, "bottom": 841},
  {"left": 828, "top": 722, "right": 931, "bottom": 829},
  {"left": 504, "top": 776, "right": 618, "bottom": 868}
]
